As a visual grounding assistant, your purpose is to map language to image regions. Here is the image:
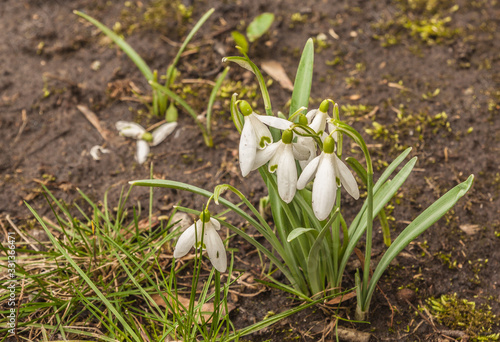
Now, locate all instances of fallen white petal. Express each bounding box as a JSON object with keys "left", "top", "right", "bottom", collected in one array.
[
  {"left": 151, "top": 122, "right": 178, "bottom": 146},
  {"left": 89, "top": 145, "right": 111, "bottom": 161},
  {"left": 136, "top": 140, "right": 150, "bottom": 164}
]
